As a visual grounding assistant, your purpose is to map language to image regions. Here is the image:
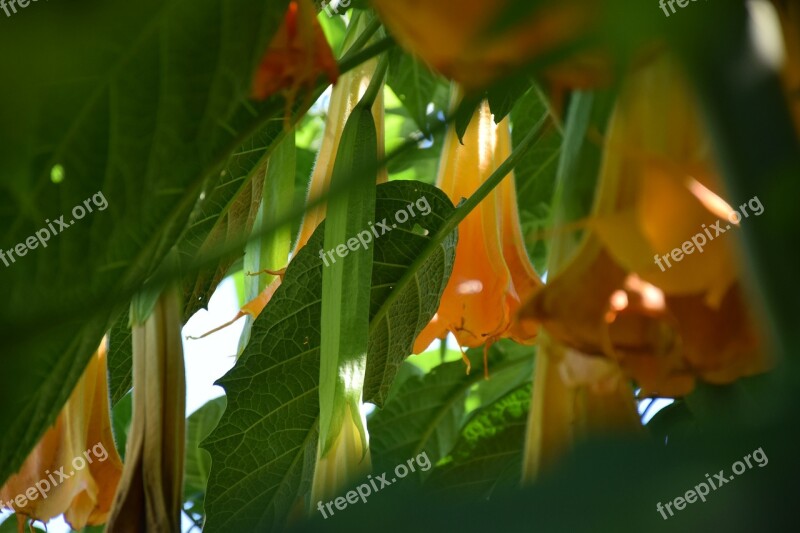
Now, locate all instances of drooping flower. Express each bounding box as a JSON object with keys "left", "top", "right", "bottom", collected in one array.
[
  {"left": 251, "top": 0, "right": 339, "bottom": 103},
  {"left": 518, "top": 54, "right": 769, "bottom": 397},
  {"left": 522, "top": 331, "right": 641, "bottom": 481},
  {"left": 370, "top": 0, "right": 609, "bottom": 90},
  {"left": 0, "top": 339, "right": 123, "bottom": 531},
  {"left": 106, "top": 288, "right": 186, "bottom": 531},
  {"left": 412, "top": 97, "right": 543, "bottom": 371}
]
